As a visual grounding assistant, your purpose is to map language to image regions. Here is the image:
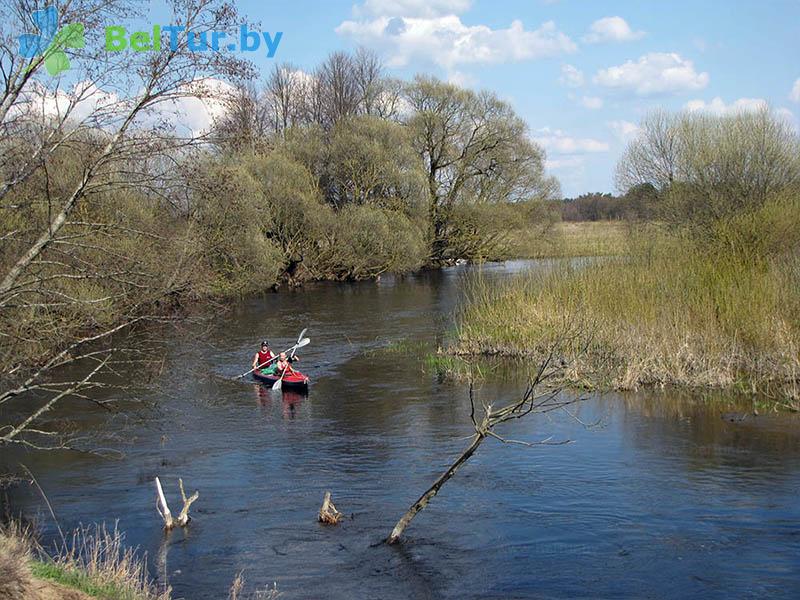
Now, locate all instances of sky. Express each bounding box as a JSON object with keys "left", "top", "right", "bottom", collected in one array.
[{"left": 143, "top": 0, "right": 800, "bottom": 197}]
